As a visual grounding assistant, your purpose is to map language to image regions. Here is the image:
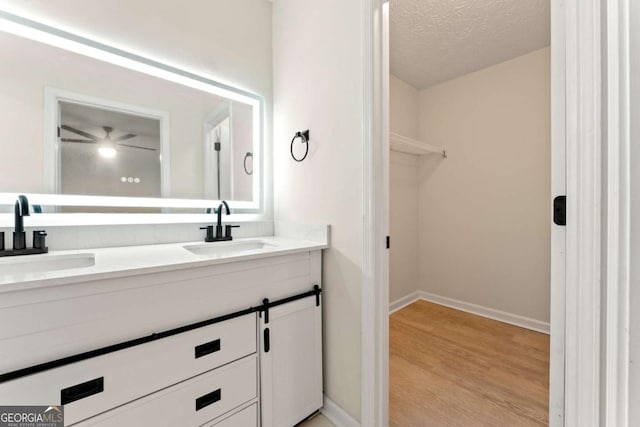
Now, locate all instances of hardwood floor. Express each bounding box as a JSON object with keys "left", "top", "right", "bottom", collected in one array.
[{"left": 390, "top": 300, "right": 549, "bottom": 426}]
